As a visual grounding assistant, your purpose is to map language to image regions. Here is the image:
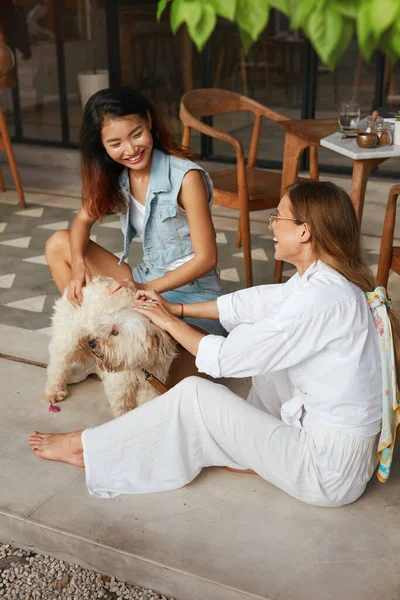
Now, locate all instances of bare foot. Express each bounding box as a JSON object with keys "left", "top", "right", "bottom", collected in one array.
[{"left": 28, "top": 430, "right": 84, "bottom": 468}]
